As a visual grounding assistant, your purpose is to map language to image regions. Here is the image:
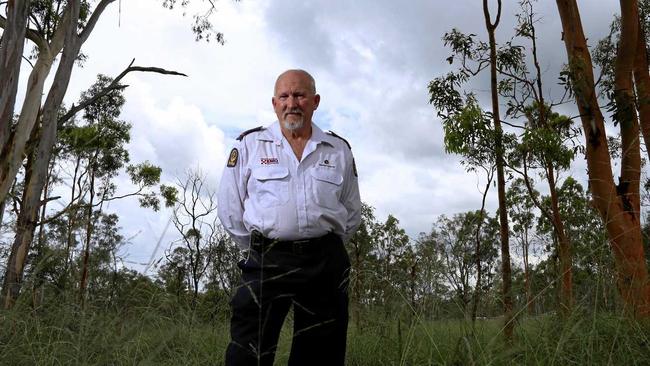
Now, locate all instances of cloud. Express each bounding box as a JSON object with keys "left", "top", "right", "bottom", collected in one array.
[
  {"left": 116, "top": 79, "right": 222, "bottom": 181},
  {"left": 55, "top": 0, "right": 627, "bottom": 268}
]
